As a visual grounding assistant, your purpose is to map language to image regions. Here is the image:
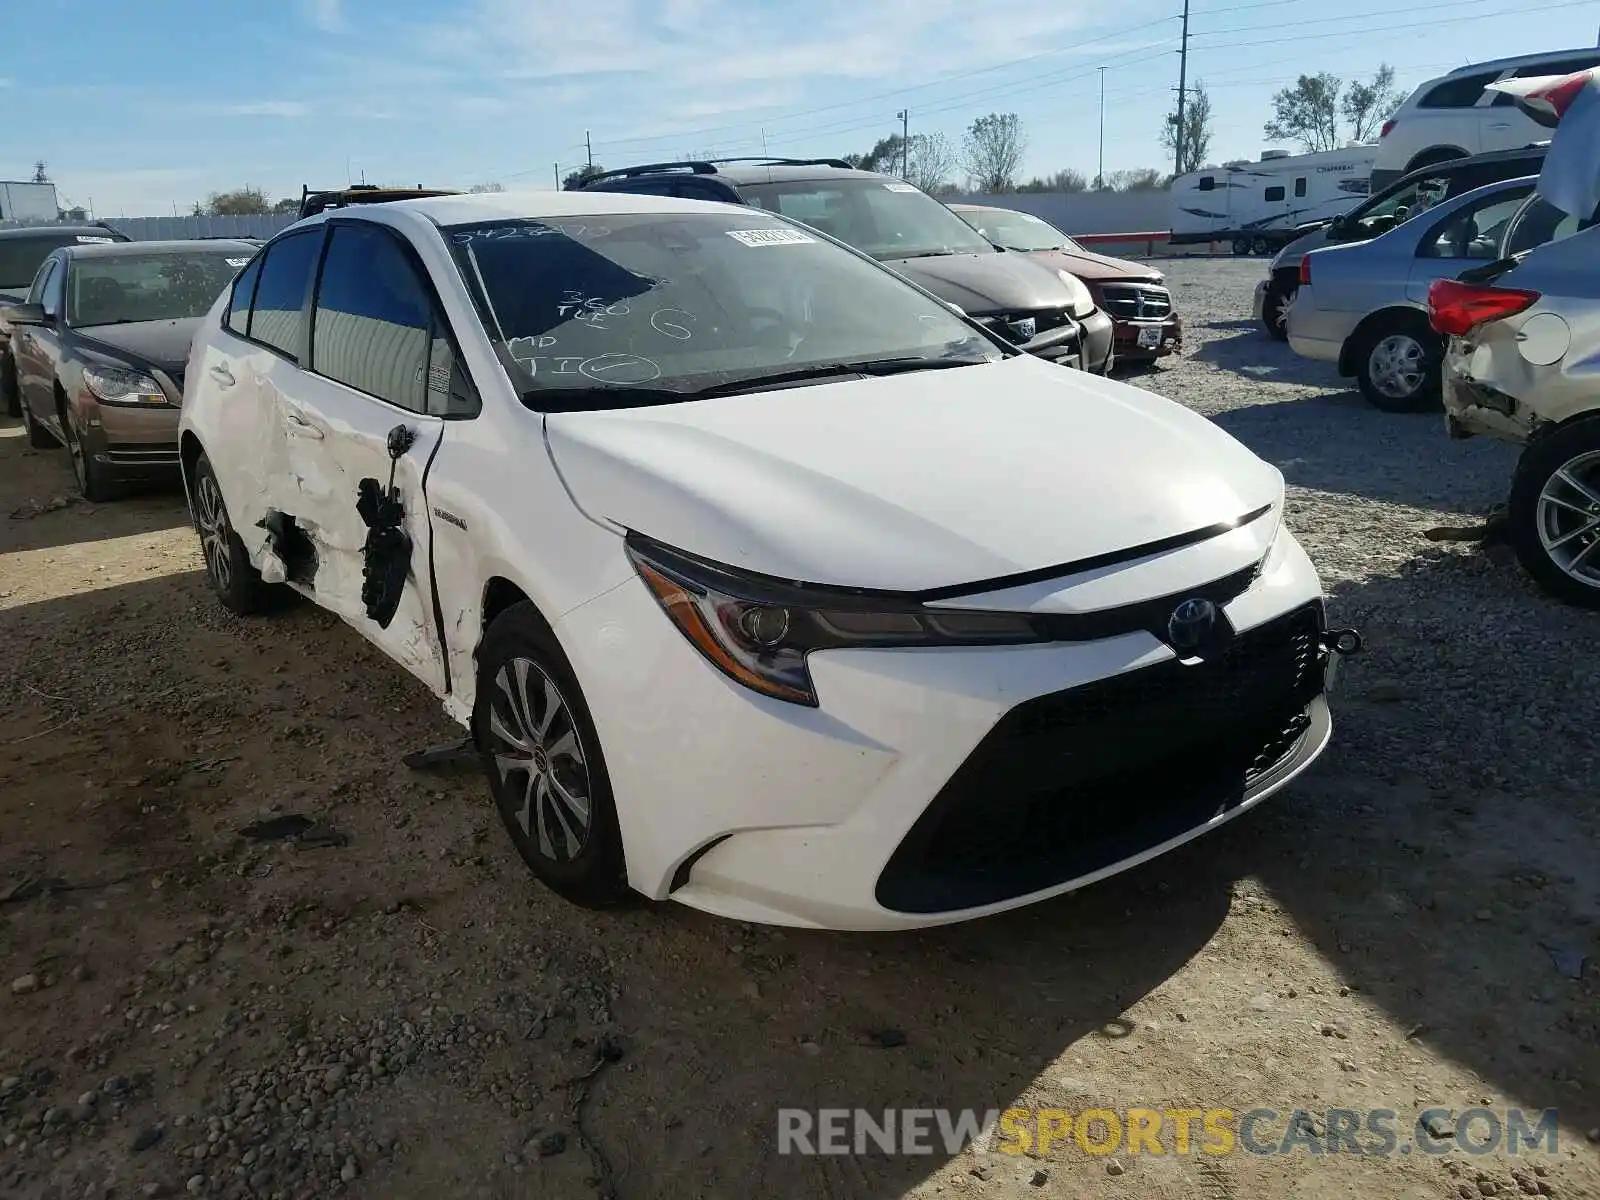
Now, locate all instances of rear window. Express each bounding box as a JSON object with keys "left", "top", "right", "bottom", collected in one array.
[
  {"left": 0, "top": 234, "right": 118, "bottom": 290},
  {"left": 1419, "top": 72, "right": 1498, "bottom": 109}
]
